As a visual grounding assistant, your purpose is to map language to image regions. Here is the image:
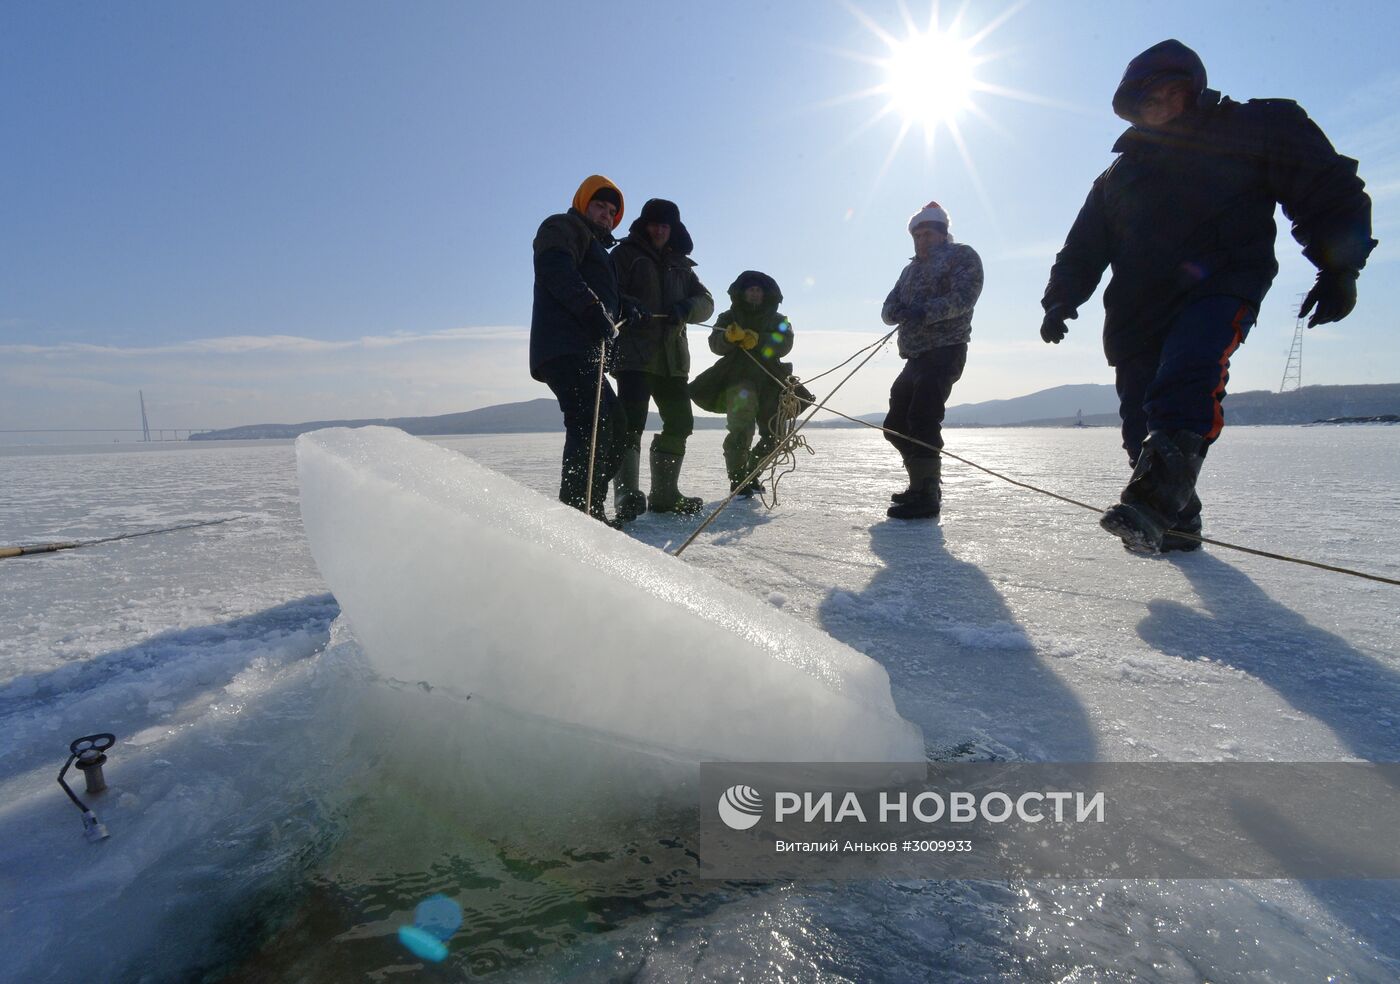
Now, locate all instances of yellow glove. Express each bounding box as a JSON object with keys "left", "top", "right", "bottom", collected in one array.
[
  {"left": 724, "top": 324, "right": 746, "bottom": 345},
  {"left": 740, "top": 329, "right": 760, "bottom": 351}
]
